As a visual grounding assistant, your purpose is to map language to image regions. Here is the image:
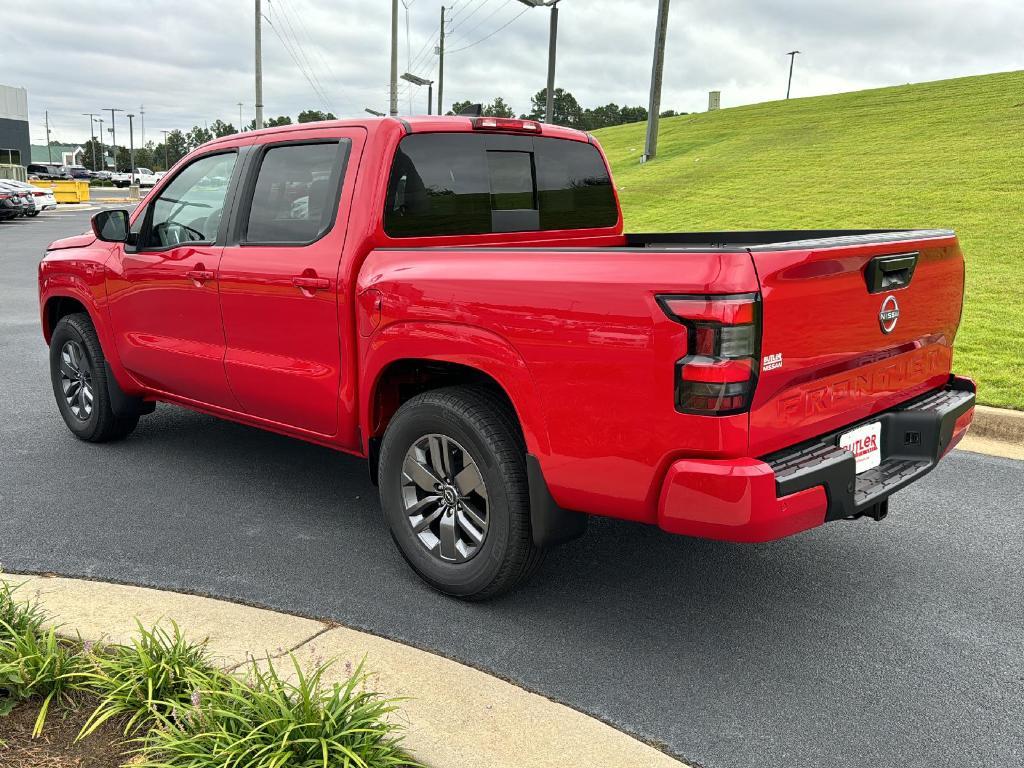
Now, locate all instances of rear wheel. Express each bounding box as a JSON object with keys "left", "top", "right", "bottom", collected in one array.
[
  {"left": 378, "top": 386, "right": 543, "bottom": 600},
  {"left": 49, "top": 313, "right": 139, "bottom": 442}
]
